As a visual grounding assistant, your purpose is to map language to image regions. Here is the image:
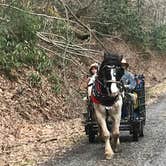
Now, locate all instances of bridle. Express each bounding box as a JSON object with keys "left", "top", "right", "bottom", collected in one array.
[
  {"left": 91, "top": 63, "right": 124, "bottom": 106},
  {"left": 99, "top": 64, "right": 124, "bottom": 95},
  {"left": 100, "top": 65, "right": 122, "bottom": 83}
]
